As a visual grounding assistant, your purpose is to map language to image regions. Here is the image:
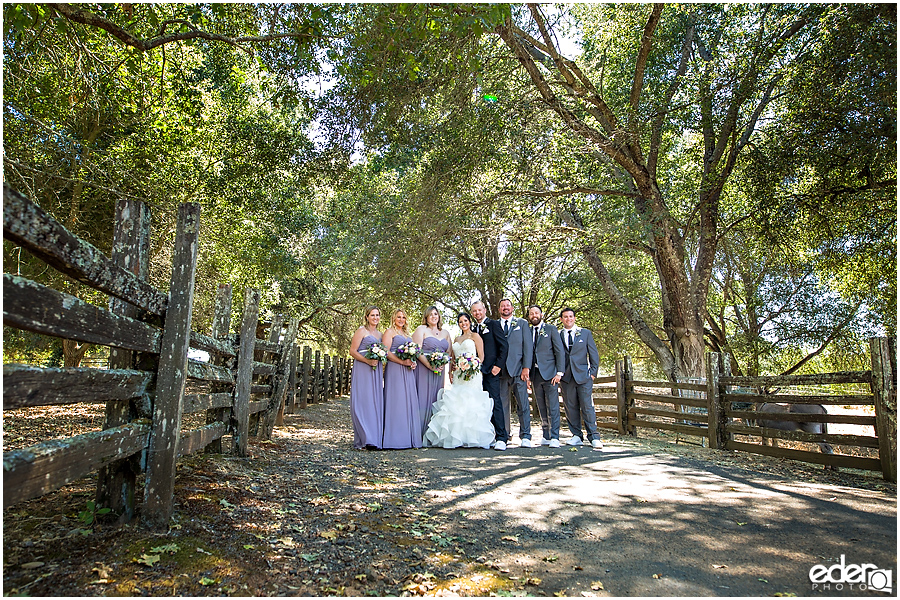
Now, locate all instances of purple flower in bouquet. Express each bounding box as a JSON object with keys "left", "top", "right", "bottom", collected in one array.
[
  {"left": 364, "top": 342, "right": 387, "bottom": 370},
  {"left": 427, "top": 351, "right": 450, "bottom": 375},
  {"left": 396, "top": 341, "right": 421, "bottom": 362},
  {"left": 455, "top": 352, "right": 482, "bottom": 381}
]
